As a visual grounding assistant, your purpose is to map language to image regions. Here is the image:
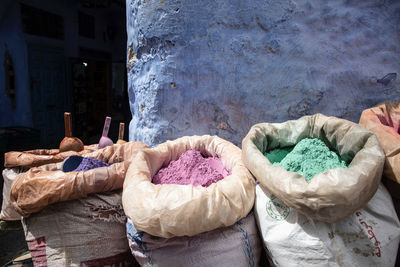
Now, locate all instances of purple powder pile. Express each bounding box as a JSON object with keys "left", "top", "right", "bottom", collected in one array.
[
  {"left": 62, "top": 155, "right": 109, "bottom": 172},
  {"left": 152, "top": 149, "right": 231, "bottom": 187}
]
